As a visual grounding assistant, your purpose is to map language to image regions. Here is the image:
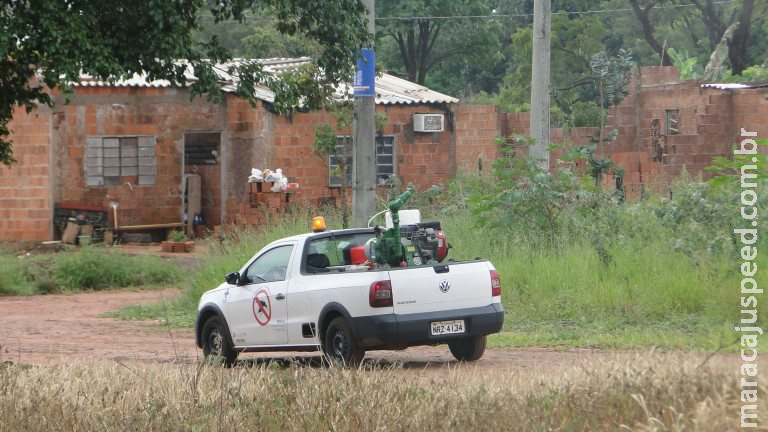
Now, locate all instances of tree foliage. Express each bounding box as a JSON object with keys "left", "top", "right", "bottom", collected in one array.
[
  {"left": 0, "top": 0, "right": 372, "bottom": 166},
  {"left": 626, "top": 0, "right": 763, "bottom": 75},
  {"left": 376, "top": 0, "right": 503, "bottom": 93},
  {"left": 471, "top": 135, "right": 594, "bottom": 234}
]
